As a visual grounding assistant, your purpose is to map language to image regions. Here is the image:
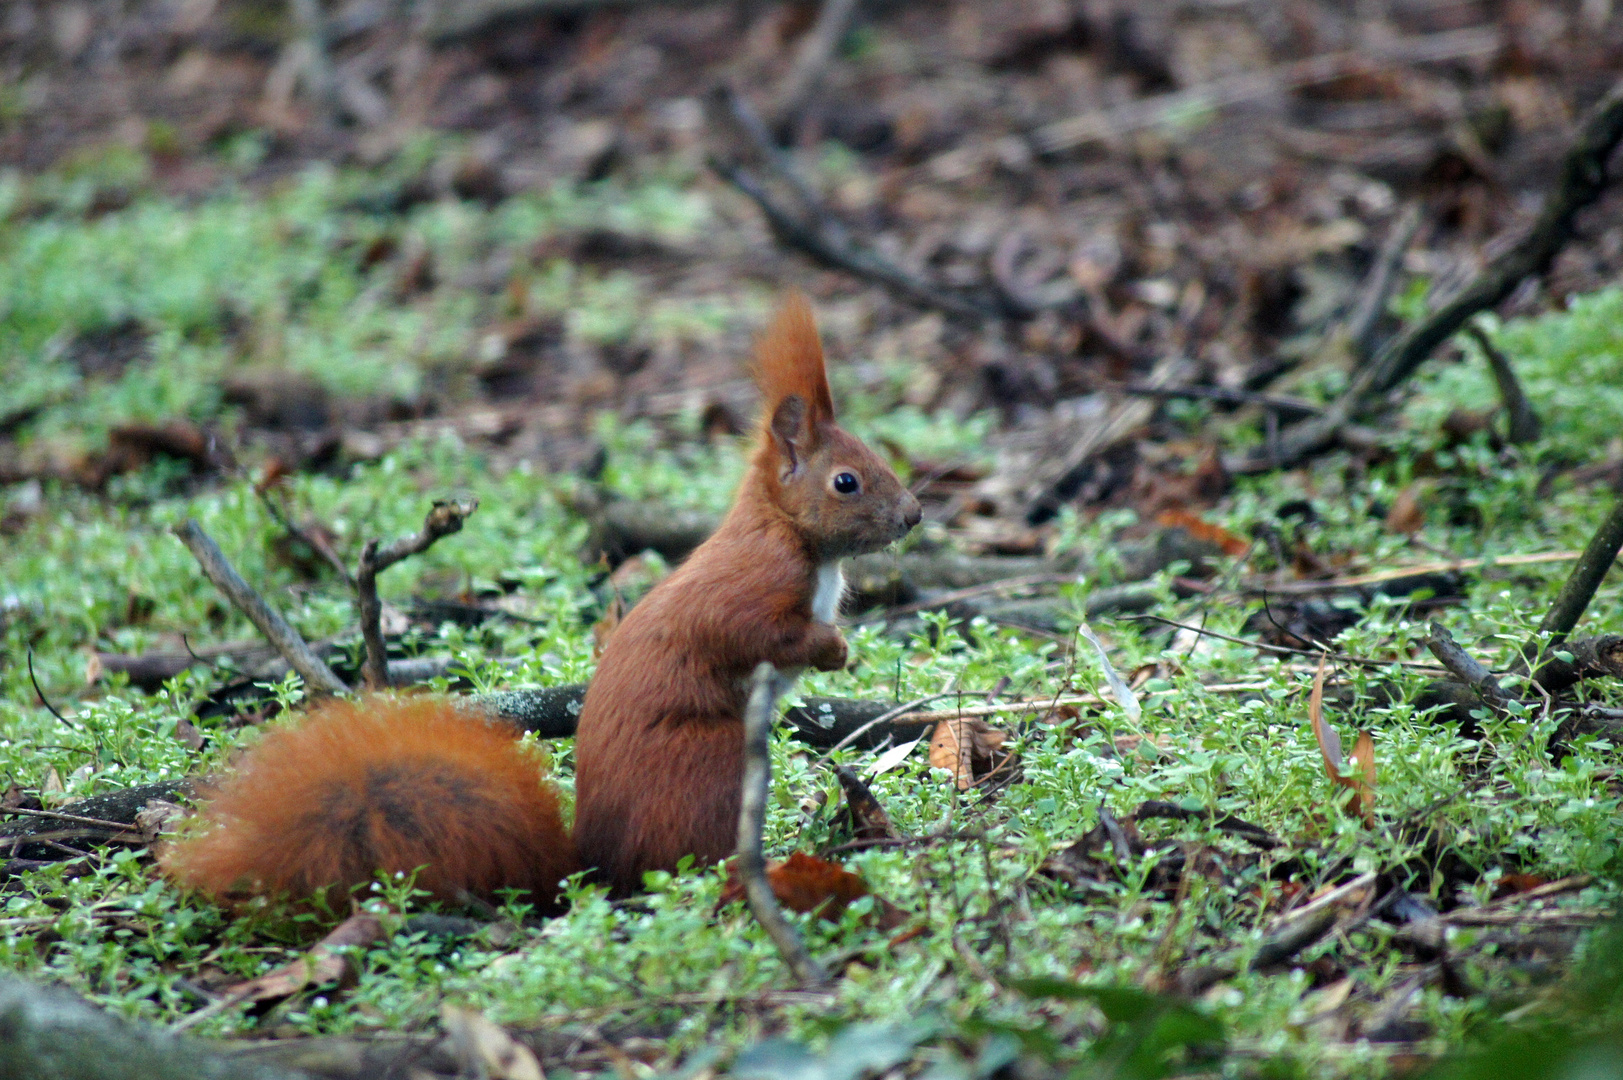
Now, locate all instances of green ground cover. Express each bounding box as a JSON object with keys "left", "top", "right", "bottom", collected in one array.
[{"left": 1, "top": 153, "right": 1620, "bottom": 1078}]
